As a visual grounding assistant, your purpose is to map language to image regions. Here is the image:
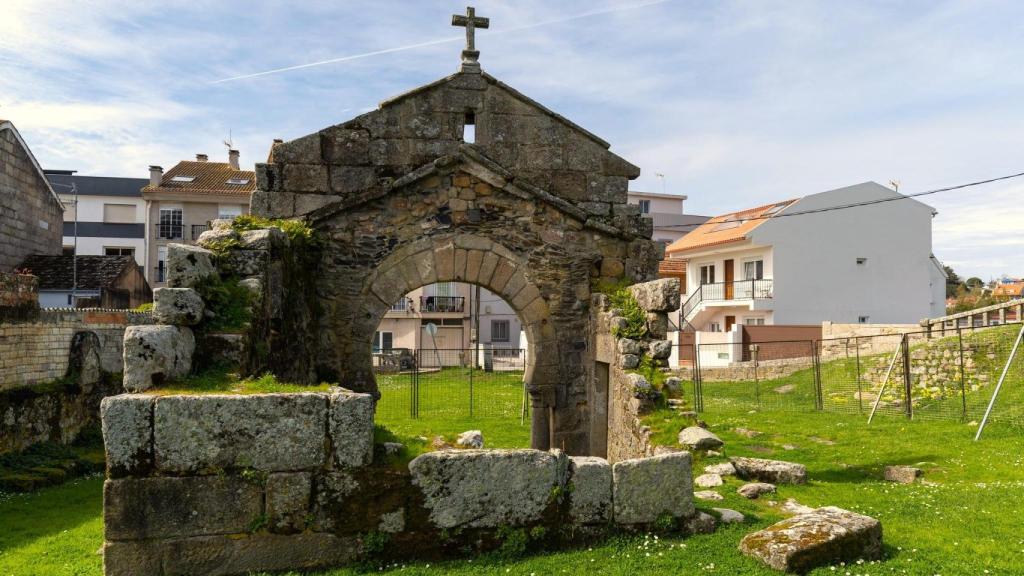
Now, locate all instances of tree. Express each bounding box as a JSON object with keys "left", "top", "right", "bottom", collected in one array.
[{"left": 944, "top": 265, "right": 963, "bottom": 298}]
